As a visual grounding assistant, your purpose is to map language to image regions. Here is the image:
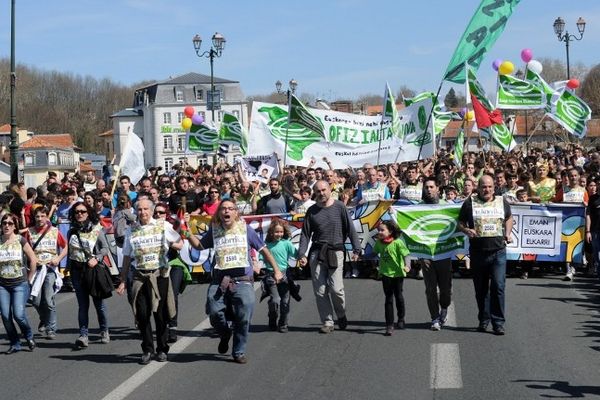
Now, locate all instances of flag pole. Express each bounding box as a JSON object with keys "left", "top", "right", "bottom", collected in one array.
[
  {"left": 282, "top": 91, "right": 291, "bottom": 169},
  {"left": 376, "top": 112, "right": 385, "bottom": 167},
  {"left": 415, "top": 80, "right": 444, "bottom": 163},
  {"left": 109, "top": 132, "right": 132, "bottom": 203}
]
